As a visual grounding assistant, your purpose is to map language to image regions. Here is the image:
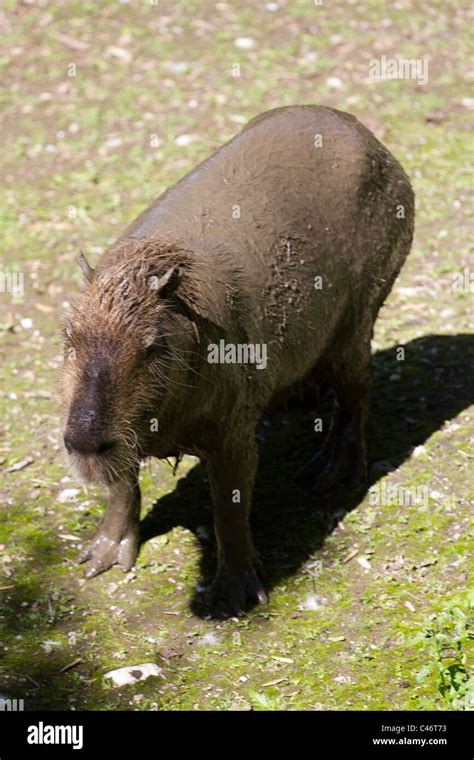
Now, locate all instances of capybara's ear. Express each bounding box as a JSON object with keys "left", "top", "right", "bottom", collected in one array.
[
  {"left": 148, "top": 265, "right": 183, "bottom": 297},
  {"left": 76, "top": 251, "right": 95, "bottom": 284}
]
